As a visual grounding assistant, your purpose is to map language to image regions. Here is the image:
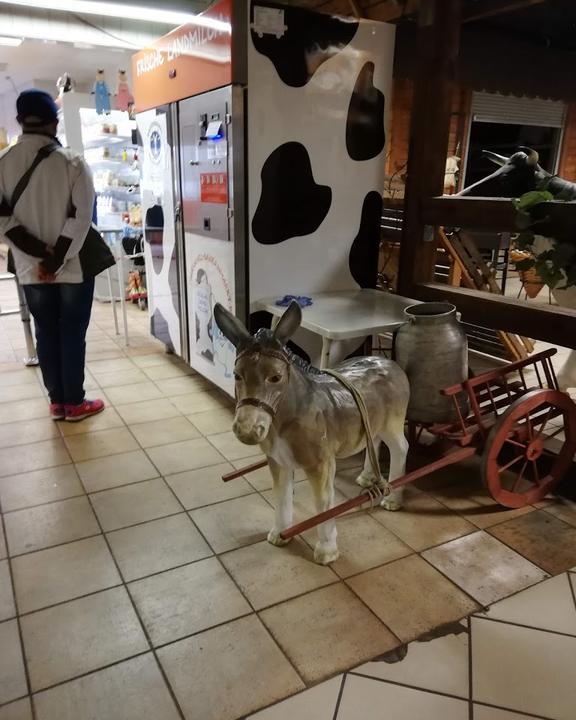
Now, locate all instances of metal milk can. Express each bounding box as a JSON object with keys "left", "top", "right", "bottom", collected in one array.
[{"left": 395, "top": 302, "right": 468, "bottom": 423}]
